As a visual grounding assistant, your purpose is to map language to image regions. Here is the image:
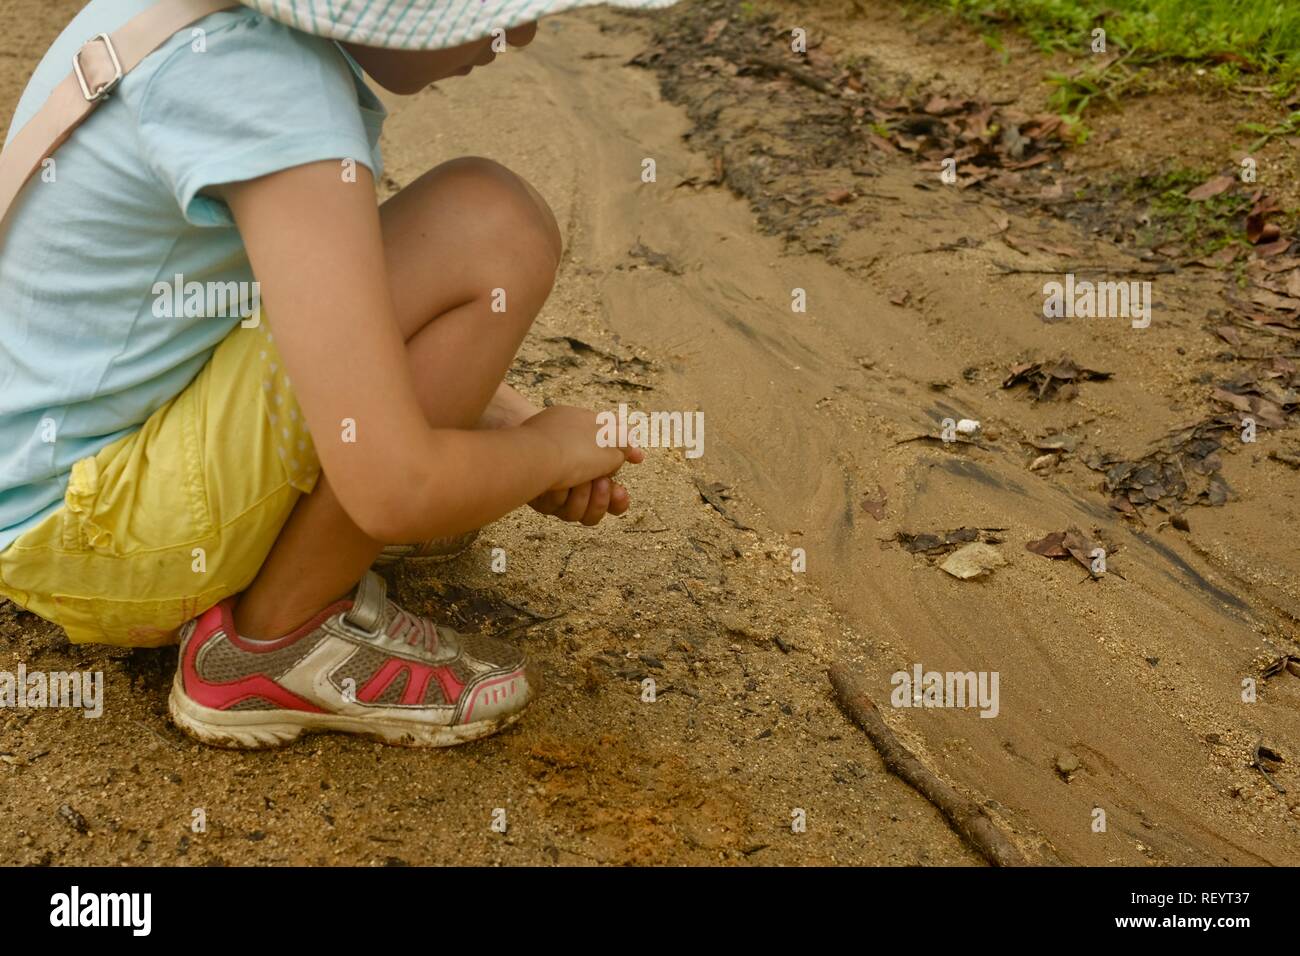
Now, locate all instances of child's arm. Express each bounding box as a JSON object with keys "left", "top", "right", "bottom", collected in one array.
[
  {"left": 479, "top": 382, "right": 542, "bottom": 431},
  {"left": 215, "top": 160, "right": 640, "bottom": 542},
  {"left": 480, "top": 383, "right": 635, "bottom": 524}
]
